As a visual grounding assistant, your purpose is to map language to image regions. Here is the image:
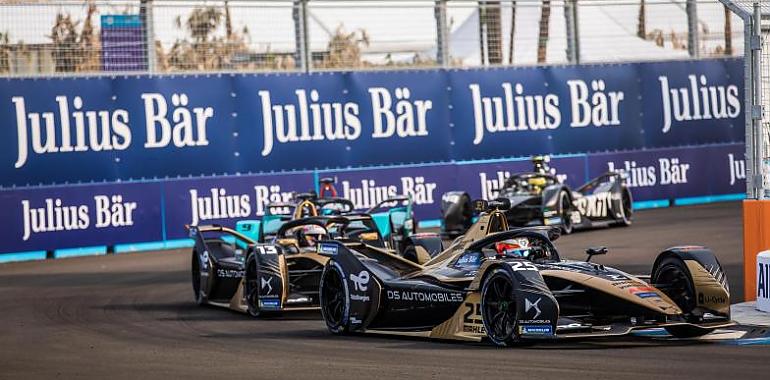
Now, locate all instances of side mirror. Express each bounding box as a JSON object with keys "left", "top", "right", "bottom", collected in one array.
[{"left": 585, "top": 246, "right": 608, "bottom": 262}]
